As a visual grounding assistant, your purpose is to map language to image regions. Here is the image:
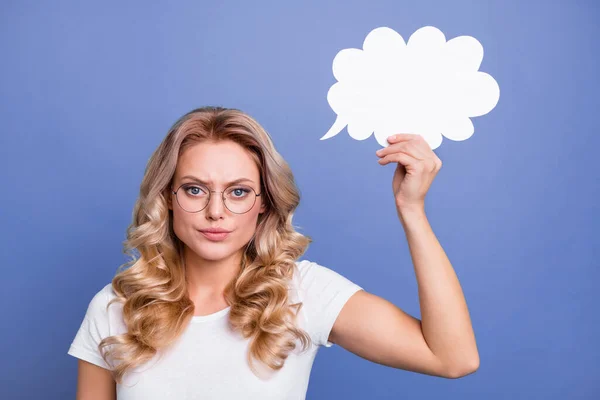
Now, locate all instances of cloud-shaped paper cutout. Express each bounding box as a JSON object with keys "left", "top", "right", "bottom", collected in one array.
[{"left": 321, "top": 26, "right": 500, "bottom": 149}]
